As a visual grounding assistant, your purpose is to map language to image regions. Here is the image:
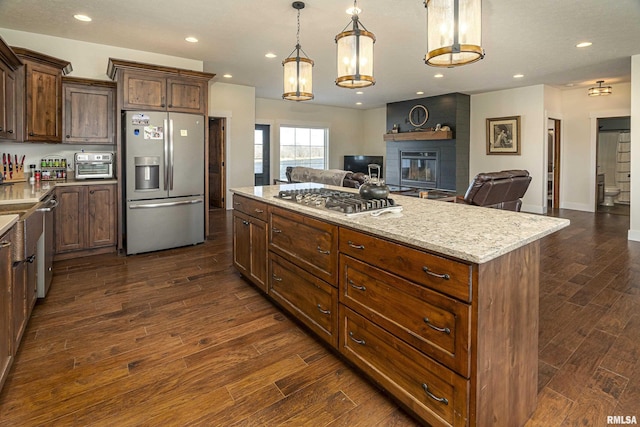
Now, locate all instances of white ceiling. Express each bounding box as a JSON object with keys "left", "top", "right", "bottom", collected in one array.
[{"left": 1, "top": 0, "right": 639, "bottom": 109}]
